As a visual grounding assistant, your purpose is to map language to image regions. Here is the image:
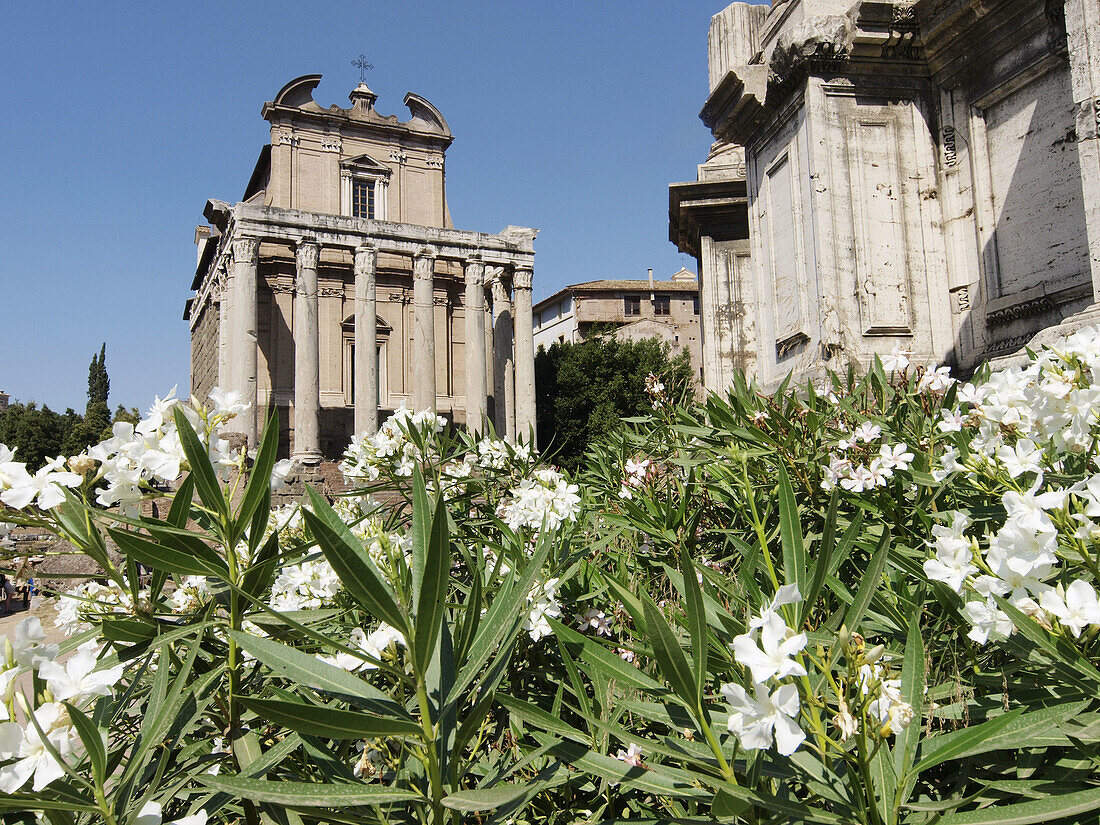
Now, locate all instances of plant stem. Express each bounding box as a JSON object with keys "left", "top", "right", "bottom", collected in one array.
[{"left": 416, "top": 676, "right": 446, "bottom": 825}]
